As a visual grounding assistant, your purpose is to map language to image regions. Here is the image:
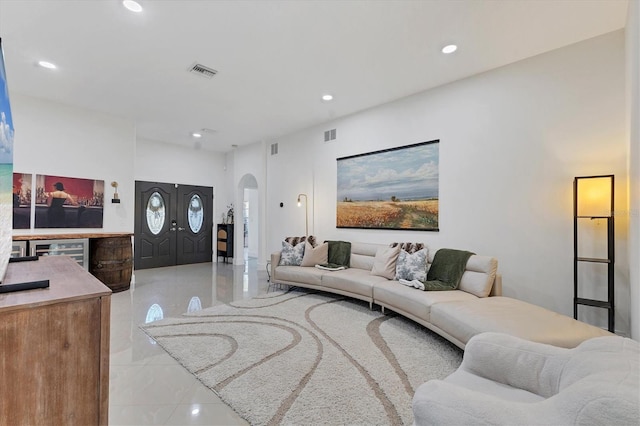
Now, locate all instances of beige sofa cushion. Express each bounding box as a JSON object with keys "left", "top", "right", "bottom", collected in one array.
[
  {"left": 300, "top": 241, "right": 328, "bottom": 267},
  {"left": 430, "top": 296, "right": 613, "bottom": 348},
  {"left": 373, "top": 281, "right": 477, "bottom": 322},
  {"left": 458, "top": 255, "right": 498, "bottom": 298},
  {"left": 321, "top": 268, "right": 387, "bottom": 298},
  {"left": 350, "top": 242, "right": 385, "bottom": 270},
  {"left": 274, "top": 266, "right": 326, "bottom": 286},
  {"left": 370, "top": 245, "right": 401, "bottom": 279}
]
